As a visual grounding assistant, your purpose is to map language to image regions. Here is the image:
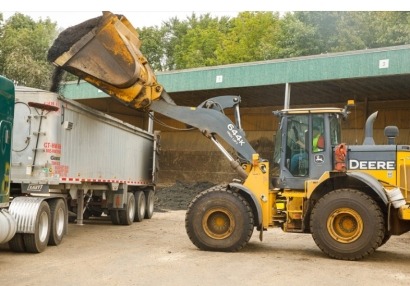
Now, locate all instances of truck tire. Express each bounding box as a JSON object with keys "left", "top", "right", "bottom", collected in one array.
[
  {"left": 48, "top": 199, "right": 66, "bottom": 246},
  {"left": 23, "top": 201, "right": 51, "bottom": 253},
  {"left": 133, "top": 191, "right": 146, "bottom": 222},
  {"left": 8, "top": 233, "right": 26, "bottom": 252},
  {"left": 118, "top": 192, "right": 136, "bottom": 225},
  {"left": 310, "top": 188, "right": 384, "bottom": 260},
  {"left": 110, "top": 210, "right": 120, "bottom": 225},
  {"left": 144, "top": 189, "right": 155, "bottom": 219},
  {"left": 185, "top": 186, "right": 254, "bottom": 252}
]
